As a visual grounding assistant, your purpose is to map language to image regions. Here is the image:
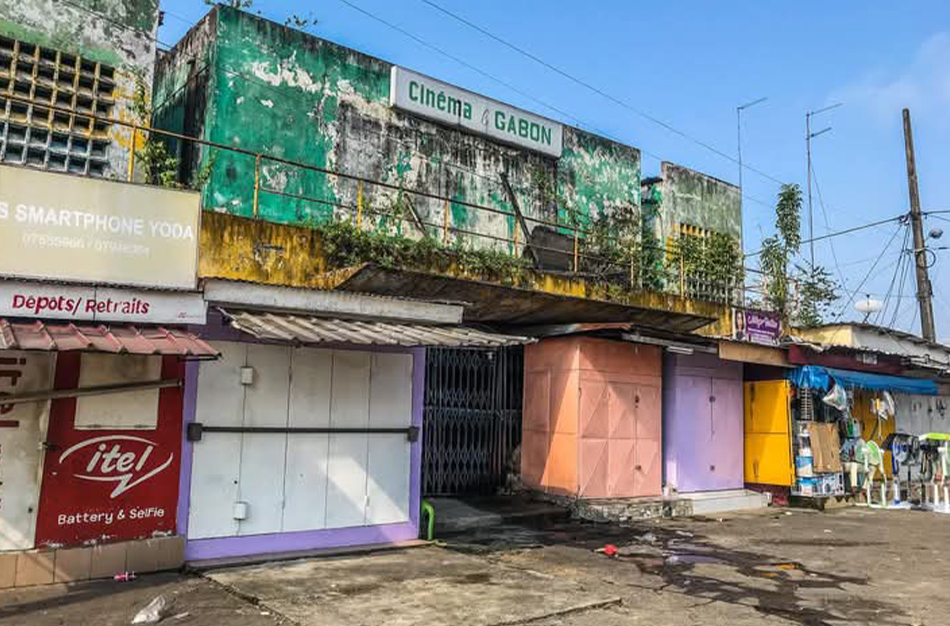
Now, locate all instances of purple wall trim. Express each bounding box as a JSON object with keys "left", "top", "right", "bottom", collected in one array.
[
  {"left": 185, "top": 521, "right": 418, "bottom": 561},
  {"left": 178, "top": 329, "right": 426, "bottom": 561},
  {"left": 409, "top": 346, "right": 425, "bottom": 529},
  {"left": 177, "top": 359, "right": 200, "bottom": 537}
]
